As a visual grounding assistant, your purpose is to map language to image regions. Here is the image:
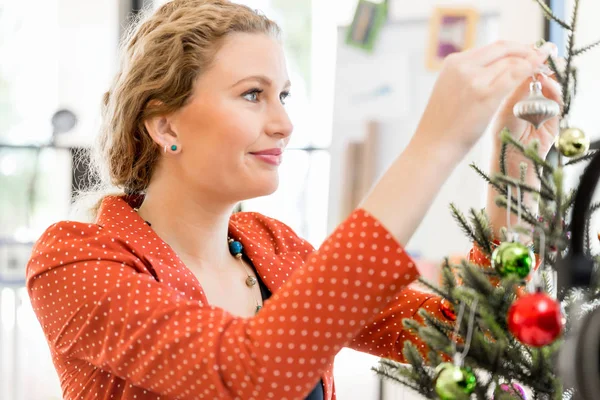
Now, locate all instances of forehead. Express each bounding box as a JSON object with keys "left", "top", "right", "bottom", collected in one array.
[{"left": 207, "top": 32, "right": 288, "bottom": 83}]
